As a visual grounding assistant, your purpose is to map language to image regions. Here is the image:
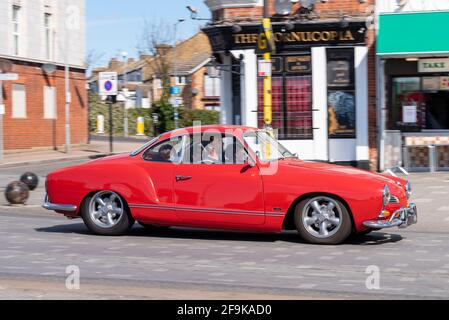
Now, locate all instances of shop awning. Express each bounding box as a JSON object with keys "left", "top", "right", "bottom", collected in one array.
[{"left": 378, "top": 11, "right": 449, "bottom": 56}]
